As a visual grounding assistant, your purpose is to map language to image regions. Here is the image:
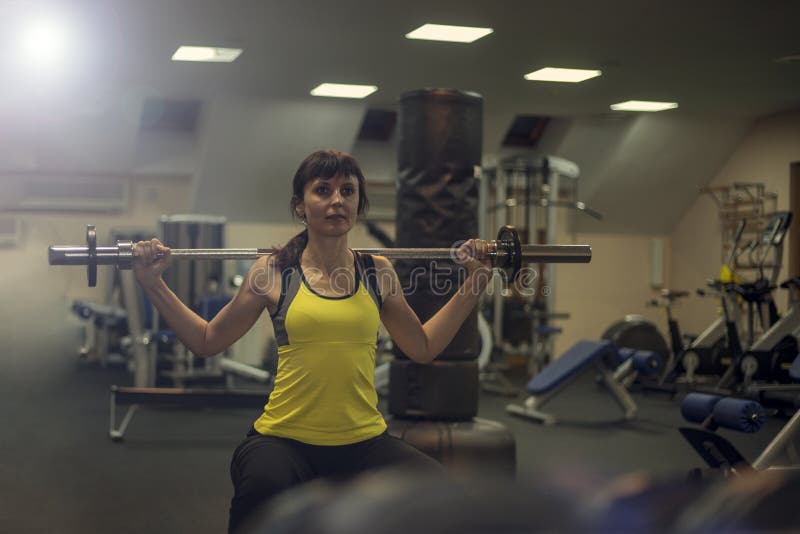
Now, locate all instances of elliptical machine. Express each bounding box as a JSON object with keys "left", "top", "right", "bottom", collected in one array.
[
  {"left": 678, "top": 220, "right": 750, "bottom": 385},
  {"left": 705, "top": 211, "right": 793, "bottom": 393},
  {"left": 733, "top": 211, "right": 796, "bottom": 388}
]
